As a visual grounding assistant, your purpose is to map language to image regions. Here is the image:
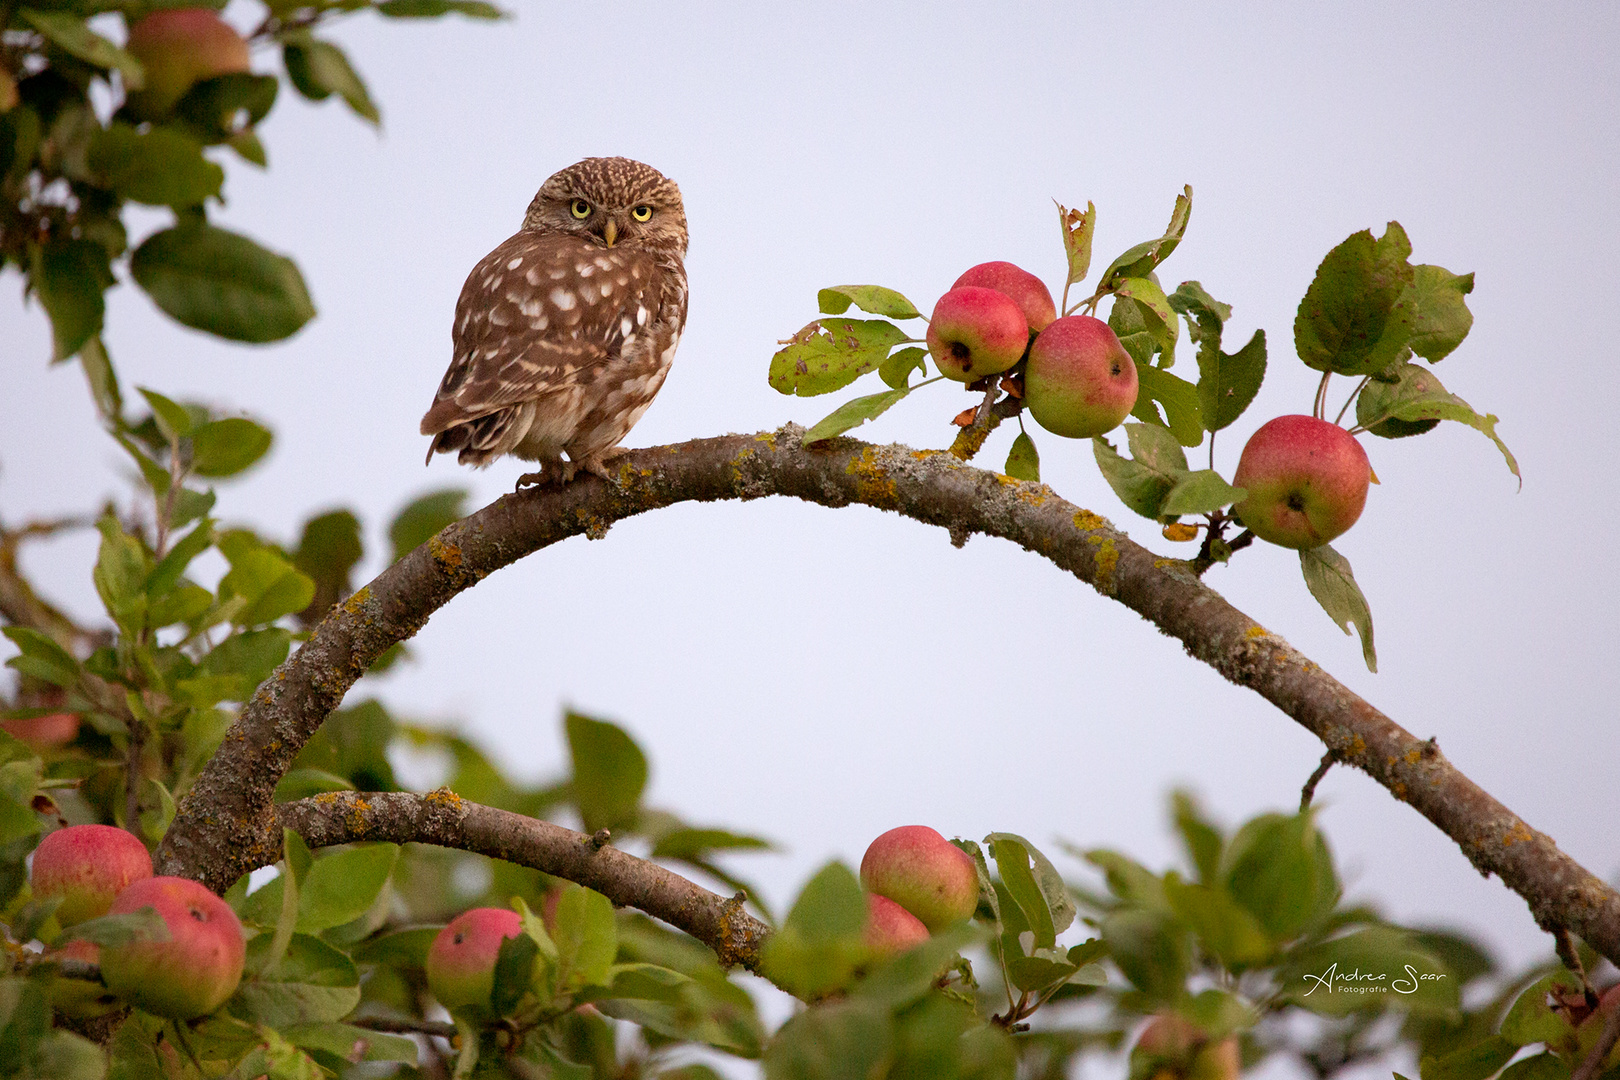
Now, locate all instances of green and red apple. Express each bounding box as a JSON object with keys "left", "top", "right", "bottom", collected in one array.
[
  {"left": 1024, "top": 315, "right": 1139, "bottom": 438},
  {"left": 1133, "top": 1013, "right": 1241, "bottom": 1080},
  {"left": 859, "top": 825, "right": 979, "bottom": 932},
  {"left": 426, "top": 907, "right": 526, "bottom": 1014},
  {"left": 122, "top": 8, "right": 250, "bottom": 120},
  {"left": 864, "top": 892, "right": 931, "bottom": 957},
  {"left": 99, "top": 875, "right": 245, "bottom": 1019},
  {"left": 952, "top": 261, "right": 1057, "bottom": 333},
  {"left": 926, "top": 286, "right": 1029, "bottom": 382},
  {"left": 30, "top": 824, "right": 152, "bottom": 927},
  {"left": 1231, "top": 415, "right": 1370, "bottom": 549}
]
